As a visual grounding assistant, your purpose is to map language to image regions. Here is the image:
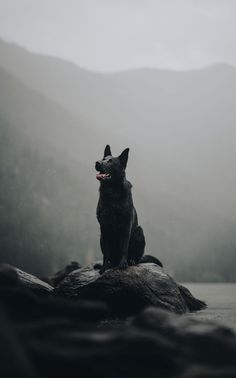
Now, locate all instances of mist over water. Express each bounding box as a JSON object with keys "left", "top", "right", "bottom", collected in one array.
[
  {"left": 0, "top": 1, "right": 236, "bottom": 282},
  {"left": 1, "top": 7, "right": 236, "bottom": 378},
  {"left": 186, "top": 283, "right": 236, "bottom": 330}
]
